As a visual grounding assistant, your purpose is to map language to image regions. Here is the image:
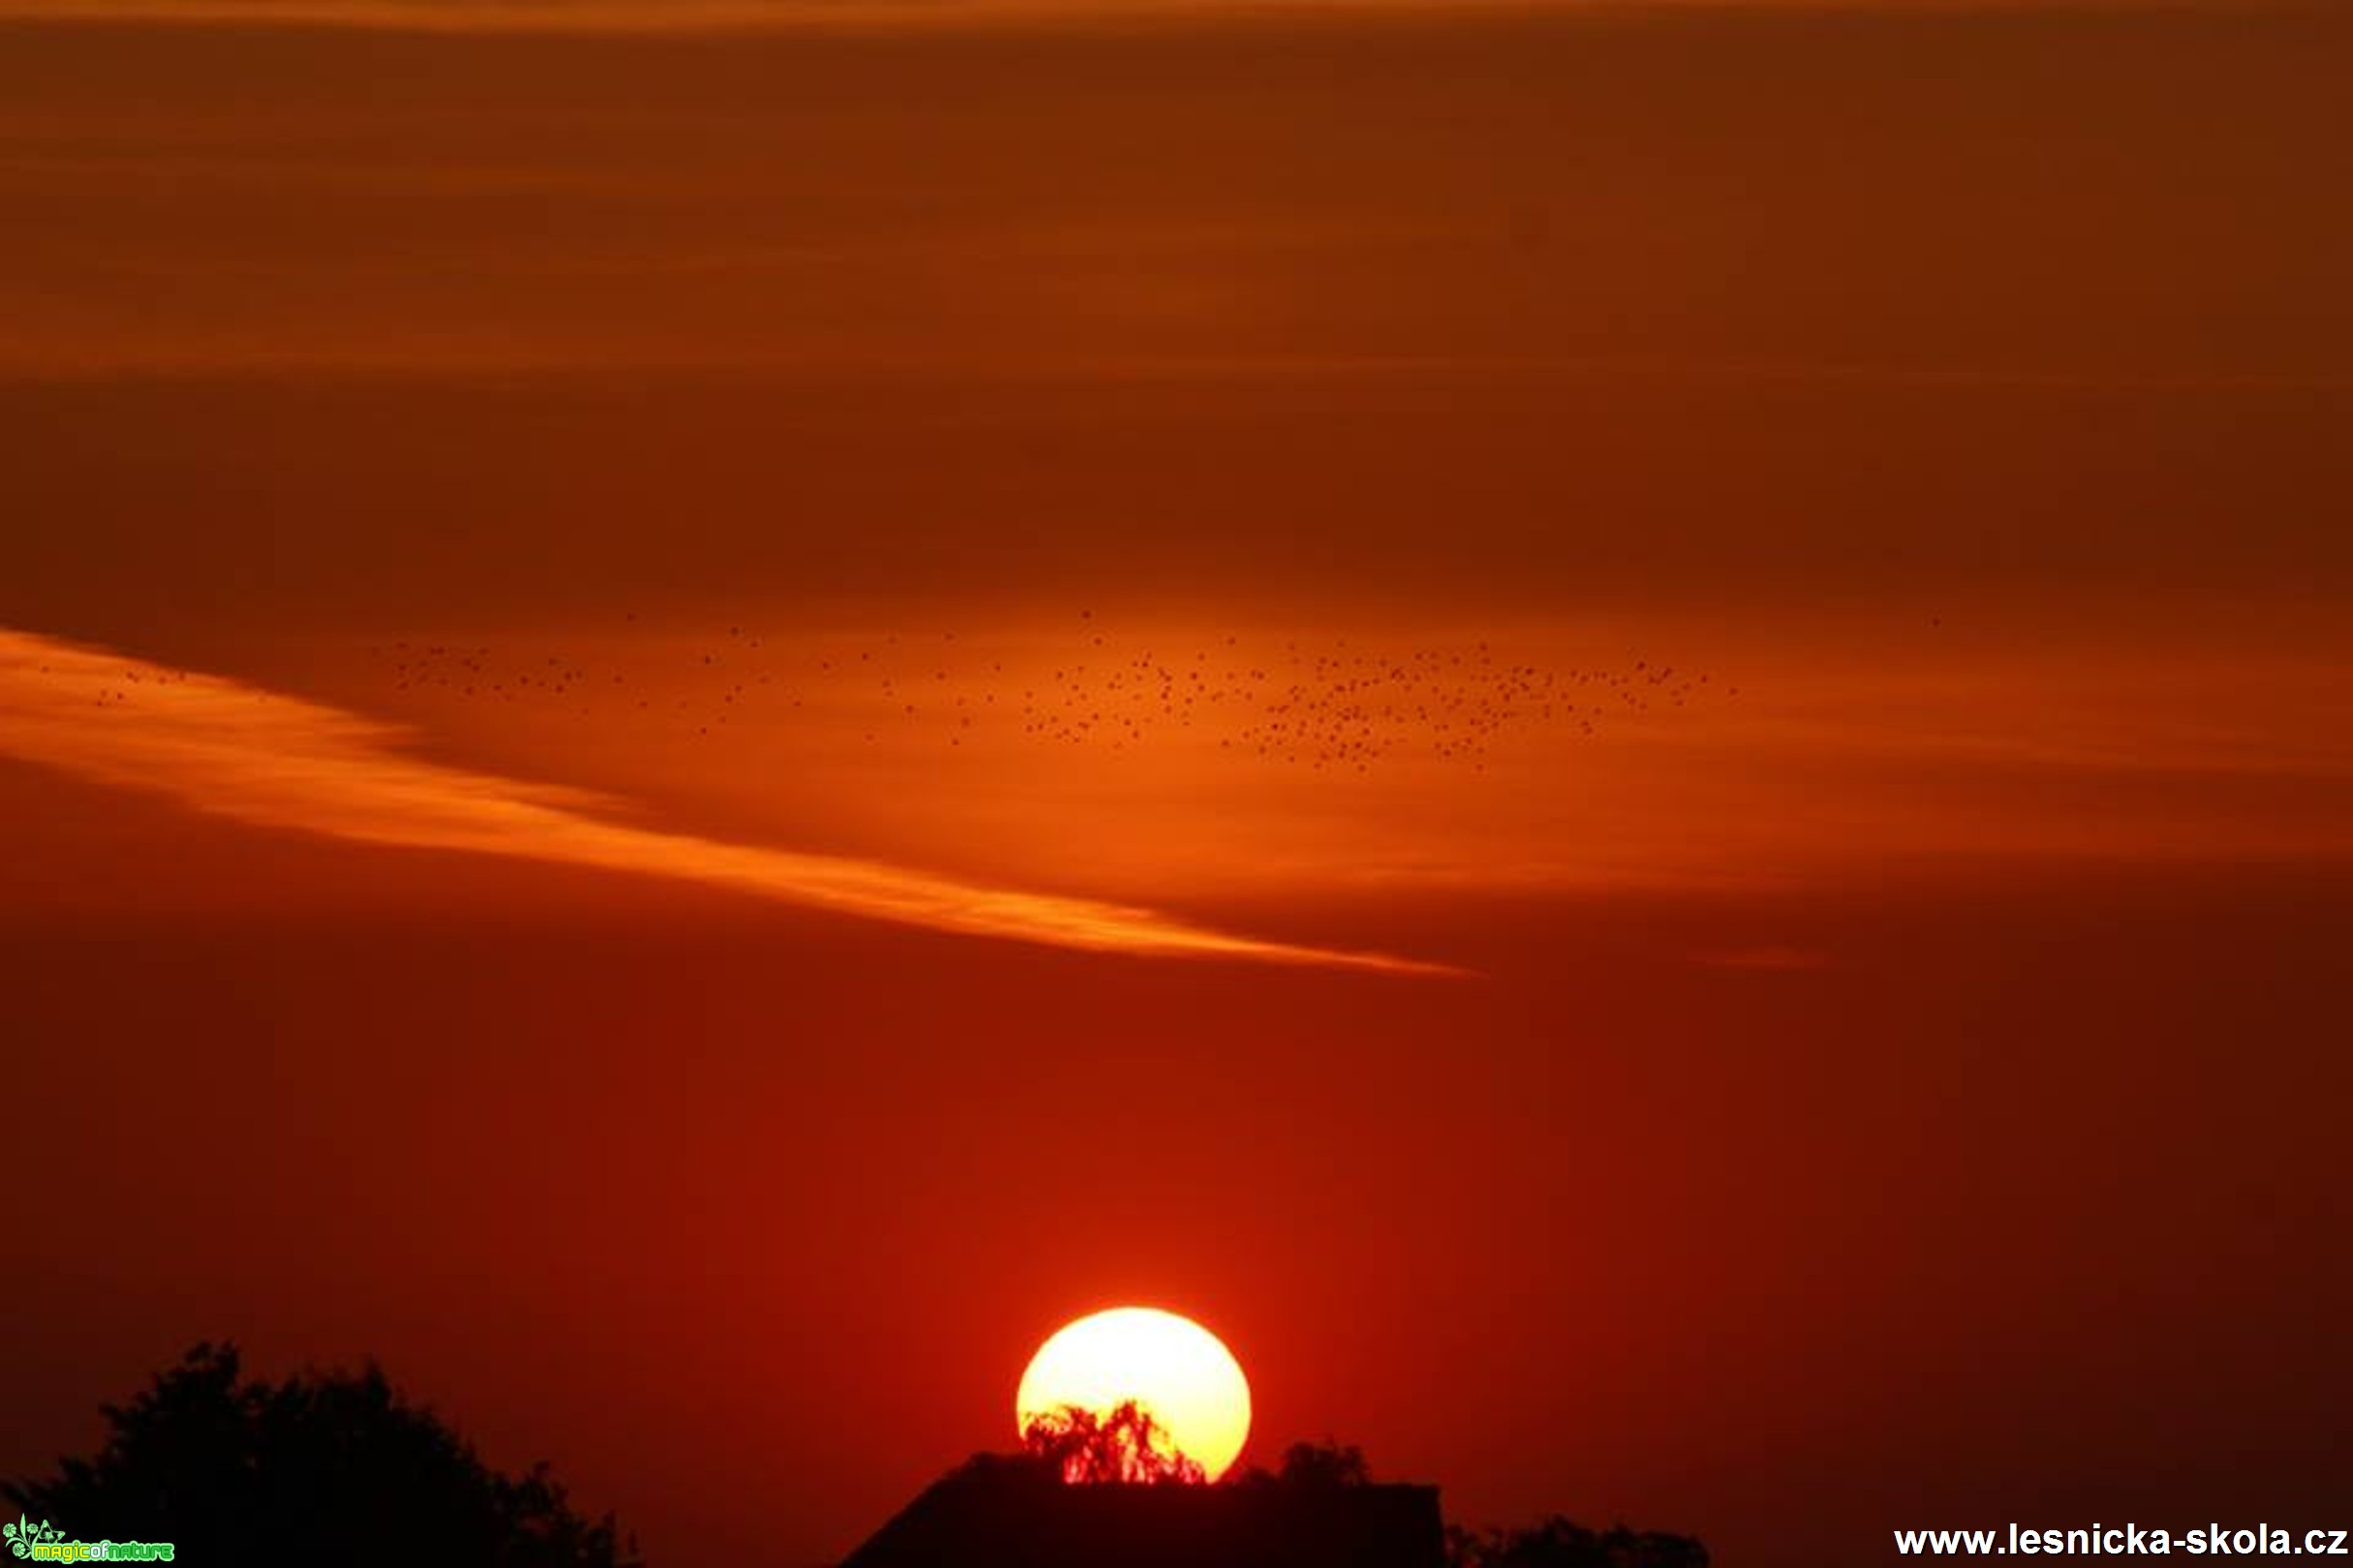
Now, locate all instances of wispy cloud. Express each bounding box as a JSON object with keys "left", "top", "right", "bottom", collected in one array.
[
  {"left": 0, "top": 628, "right": 1454, "bottom": 974},
  {"left": 0, "top": 0, "right": 1512, "bottom": 28},
  {"left": 0, "top": 0, "right": 2272, "bottom": 36}
]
